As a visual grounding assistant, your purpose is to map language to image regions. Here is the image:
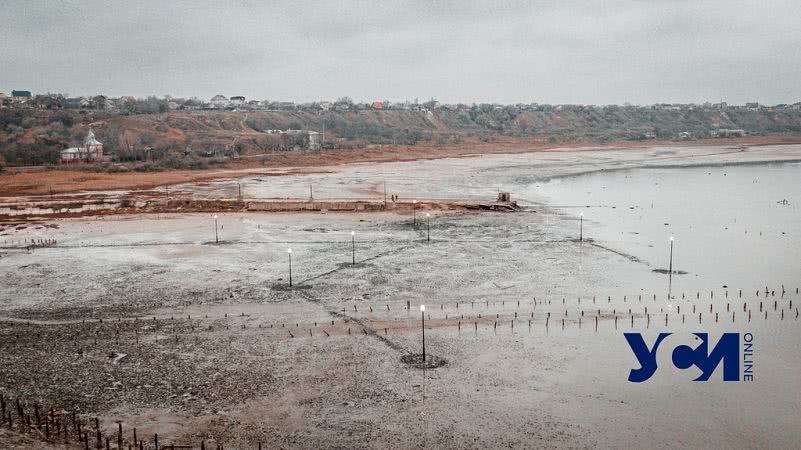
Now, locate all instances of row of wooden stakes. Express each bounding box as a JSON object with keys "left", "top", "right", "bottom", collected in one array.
[{"left": 0, "top": 393, "right": 258, "bottom": 449}]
